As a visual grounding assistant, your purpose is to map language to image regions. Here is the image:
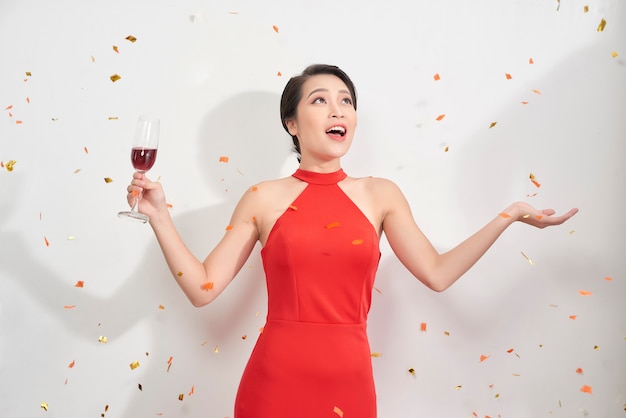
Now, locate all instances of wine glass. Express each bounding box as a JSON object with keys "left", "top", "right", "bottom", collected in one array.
[{"left": 118, "top": 115, "right": 160, "bottom": 223}]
